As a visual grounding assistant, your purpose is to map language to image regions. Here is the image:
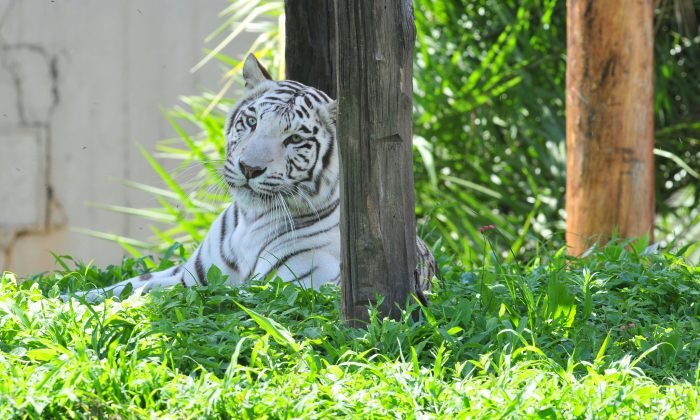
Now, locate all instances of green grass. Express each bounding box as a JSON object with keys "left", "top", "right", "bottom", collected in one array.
[{"left": 1, "top": 240, "right": 699, "bottom": 418}]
